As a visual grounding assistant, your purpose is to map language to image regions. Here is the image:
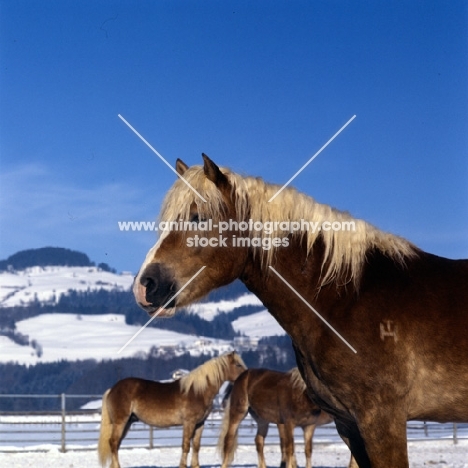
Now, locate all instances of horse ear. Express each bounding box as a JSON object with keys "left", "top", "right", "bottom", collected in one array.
[
  {"left": 176, "top": 158, "right": 189, "bottom": 175},
  {"left": 202, "top": 153, "right": 228, "bottom": 187}
]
